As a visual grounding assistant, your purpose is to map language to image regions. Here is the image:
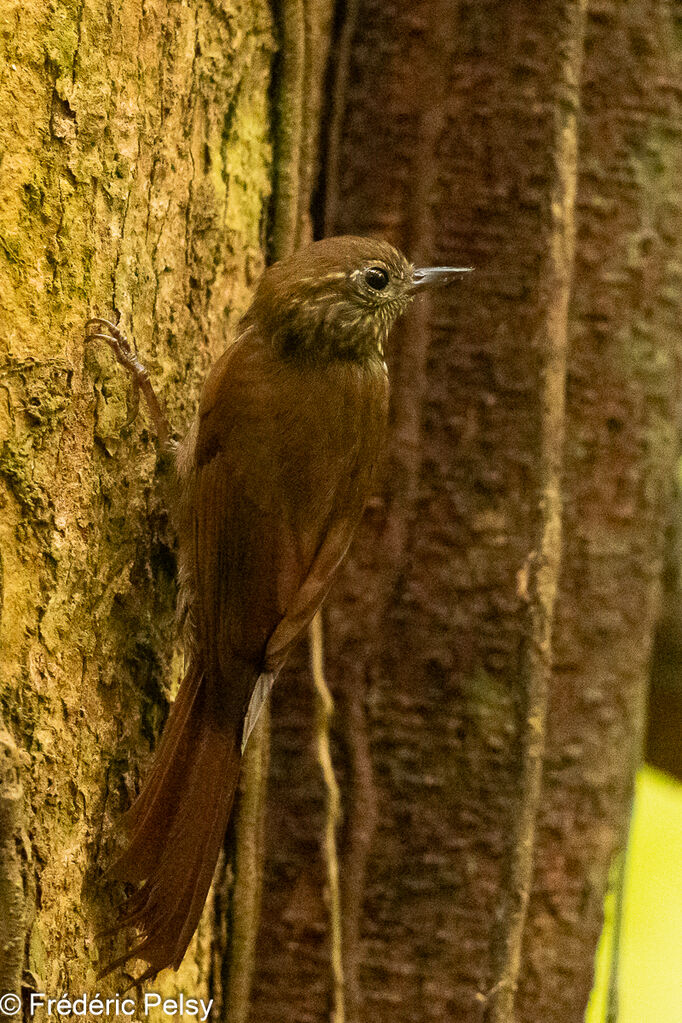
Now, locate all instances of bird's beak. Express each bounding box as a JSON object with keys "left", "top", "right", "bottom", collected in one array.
[{"left": 410, "top": 266, "right": 474, "bottom": 290}]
